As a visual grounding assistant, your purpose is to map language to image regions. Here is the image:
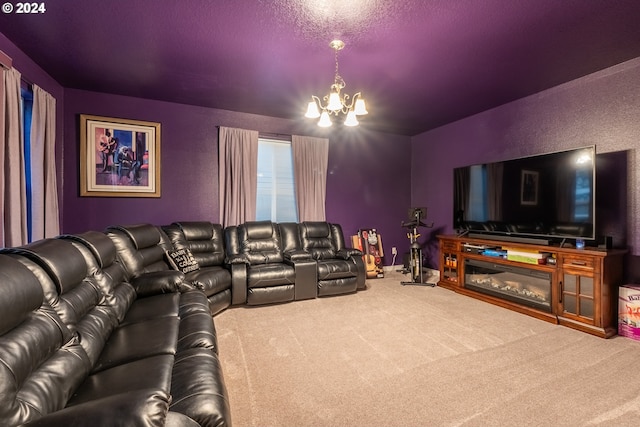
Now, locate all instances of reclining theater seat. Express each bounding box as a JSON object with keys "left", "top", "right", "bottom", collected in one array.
[
  {"left": 104, "top": 224, "right": 232, "bottom": 425},
  {"left": 62, "top": 231, "right": 231, "bottom": 426},
  {"left": 0, "top": 232, "right": 231, "bottom": 426},
  {"left": 105, "top": 223, "right": 191, "bottom": 296},
  {"left": 299, "top": 221, "right": 366, "bottom": 296},
  {"left": 0, "top": 242, "right": 177, "bottom": 426},
  {"left": 162, "top": 221, "right": 232, "bottom": 315},
  {"left": 225, "top": 220, "right": 296, "bottom": 305},
  {"left": 0, "top": 254, "right": 101, "bottom": 427}
]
